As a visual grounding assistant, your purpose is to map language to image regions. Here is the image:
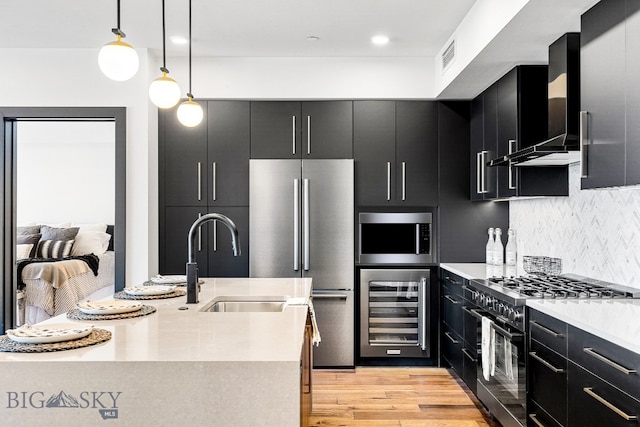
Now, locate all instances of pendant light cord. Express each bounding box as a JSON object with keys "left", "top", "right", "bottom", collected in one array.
[
  {"left": 187, "top": 0, "right": 193, "bottom": 98},
  {"left": 113, "top": 0, "right": 126, "bottom": 38},
  {"left": 160, "top": 0, "right": 168, "bottom": 73}
]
